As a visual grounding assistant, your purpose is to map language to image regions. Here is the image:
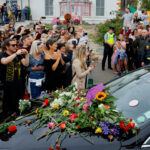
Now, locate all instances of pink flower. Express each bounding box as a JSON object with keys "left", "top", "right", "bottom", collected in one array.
[
  {"left": 83, "top": 103, "right": 89, "bottom": 114},
  {"left": 69, "top": 113, "right": 78, "bottom": 123},
  {"left": 48, "top": 122, "right": 54, "bottom": 129},
  {"left": 42, "top": 102, "right": 47, "bottom": 107},
  {"left": 78, "top": 90, "right": 82, "bottom": 92}
]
